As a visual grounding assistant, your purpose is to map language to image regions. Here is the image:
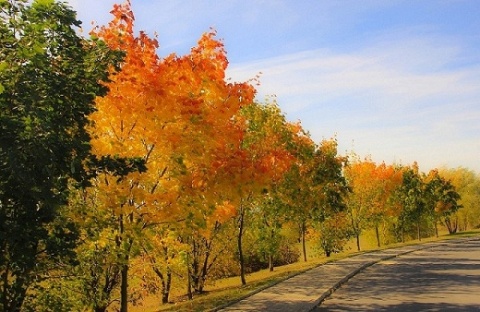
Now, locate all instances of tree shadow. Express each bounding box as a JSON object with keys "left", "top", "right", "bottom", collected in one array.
[{"left": 316, "top": 240, "right": 480, "bottom": 311}]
